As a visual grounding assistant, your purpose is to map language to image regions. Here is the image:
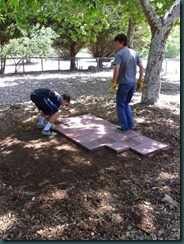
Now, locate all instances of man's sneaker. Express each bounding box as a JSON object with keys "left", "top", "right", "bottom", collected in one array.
[
  {"left": 42, "top": 129, "right": 57, "bottom": 136},
  {"left": 37, "top": 123, "right": 46, "bottom": 129},
  {"left": 130, "top": 125, "right": 140, "bottom": 130},
  {"left": 116, "top": 126, "right": 129, "bottom": 133},
  {"left": 130, "top": 125, "right": 136, "bottom": 129}
]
